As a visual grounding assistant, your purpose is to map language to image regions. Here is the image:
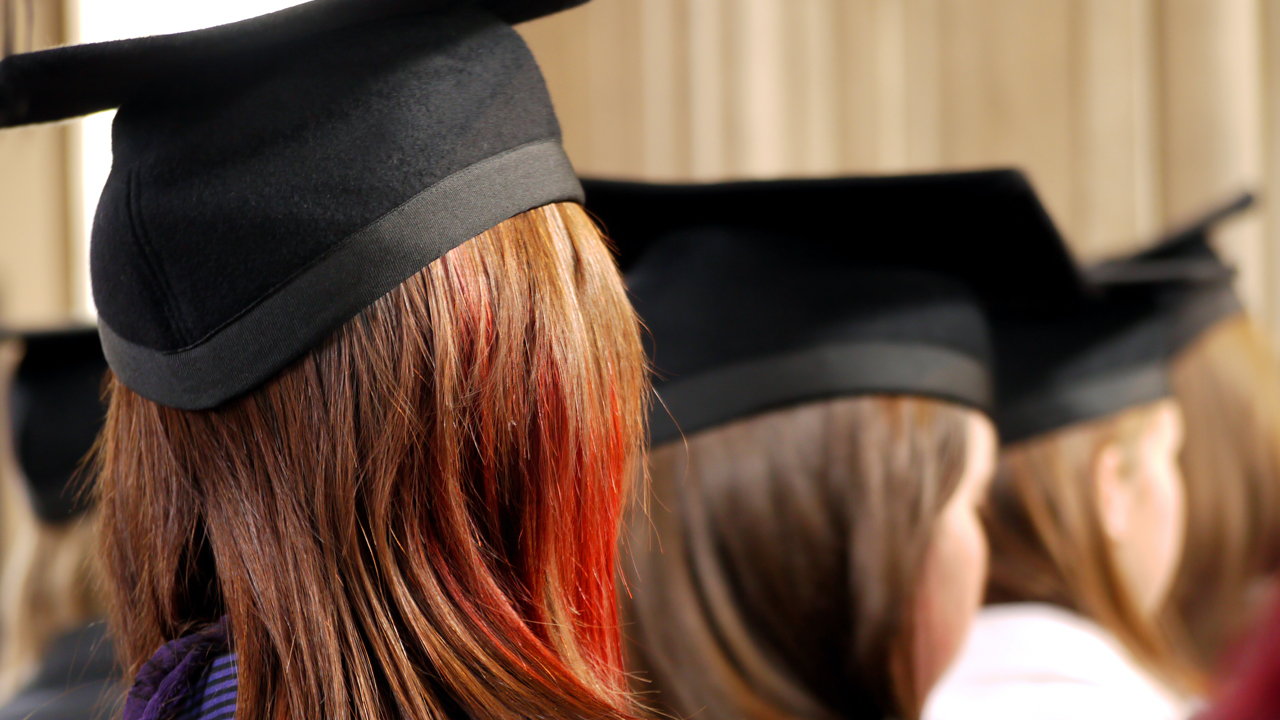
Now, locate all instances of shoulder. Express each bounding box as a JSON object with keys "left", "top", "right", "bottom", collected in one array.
[
  {"left": 0, "top": 680, "right": 122, "bottom": 720},
  {"left": 925, "top": 678, "right": 1181, "bottom": 720},
  {"left": 0, "top": 623, "right": 123, "bottom": 720},
  {"left": 923, "top": 604, "right": 1189, "bottom": 720}
]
